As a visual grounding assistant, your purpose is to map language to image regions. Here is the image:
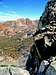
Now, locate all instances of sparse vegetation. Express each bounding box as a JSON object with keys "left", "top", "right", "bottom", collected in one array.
[{"left": 0, "top": 34, "right": 33, "bottom": 59}]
